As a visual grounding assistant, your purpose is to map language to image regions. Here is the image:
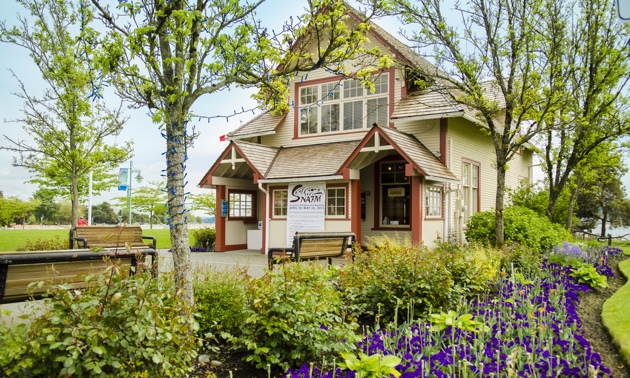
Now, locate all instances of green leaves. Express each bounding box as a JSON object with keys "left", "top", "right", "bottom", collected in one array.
[
  {"left": 570, "top": 262, "right": 608, "bottom": 289},
  {"left": 339, "top": 352, "right": 402, "bottom": 378},
  {"left": 0, "top": 268, "right": 198, "bottom": 377},
  {"left": 430, "top": 310, "right": 490, "bottom": 333}
]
